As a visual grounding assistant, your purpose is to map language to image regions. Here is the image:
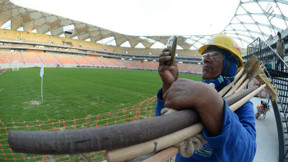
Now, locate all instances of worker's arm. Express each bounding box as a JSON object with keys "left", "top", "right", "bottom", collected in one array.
[
  {"left": 163, "top": 78, "right": 224, "bottom": 136},
  {"left": 158, "top": 48, "right": 179, "bottom": 95},
  {"left": 175, "top": 100, "right": 256, "bottom": 161},
  {"left": 201, "top": 100, "right": 256, "bottom": 161},
  {"left": 155, "top": 48, "right": 178, "bottom": 116}
]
